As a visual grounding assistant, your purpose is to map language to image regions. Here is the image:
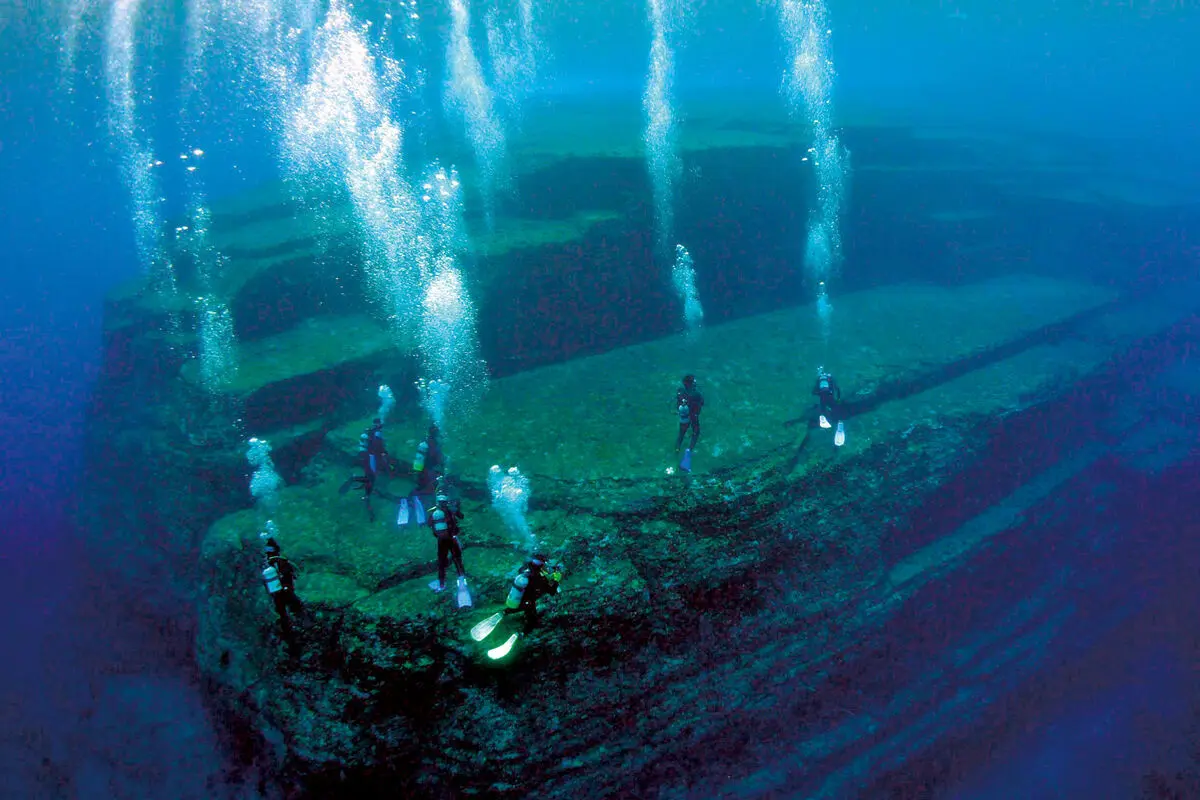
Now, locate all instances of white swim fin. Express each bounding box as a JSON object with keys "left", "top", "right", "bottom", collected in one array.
[
  {"left": 487, "top": 633, "right": 520, "bottom": 660},
  {"left": 834, "top": 421, "right": 845, "bottom": 447},
  {"left": 470, "top": 612, "right": 503, "bottom": 642}
]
